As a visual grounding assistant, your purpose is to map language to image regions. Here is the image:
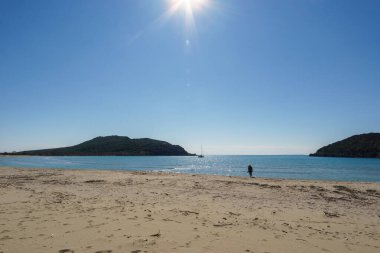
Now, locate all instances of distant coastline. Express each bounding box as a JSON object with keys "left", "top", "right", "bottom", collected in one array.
[
  {"left": 1, "top": 135, "right": 195, "bottom": 157},
  {"left": 310, "top": 133, "right": 380, "bottom": 158}
]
